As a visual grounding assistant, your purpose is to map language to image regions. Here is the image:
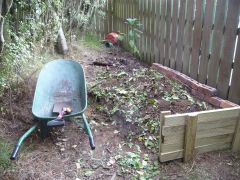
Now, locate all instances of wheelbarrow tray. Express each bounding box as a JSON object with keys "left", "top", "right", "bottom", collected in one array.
[{"left": 32, "top": 59, "right": 87, "bottom": 120}]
